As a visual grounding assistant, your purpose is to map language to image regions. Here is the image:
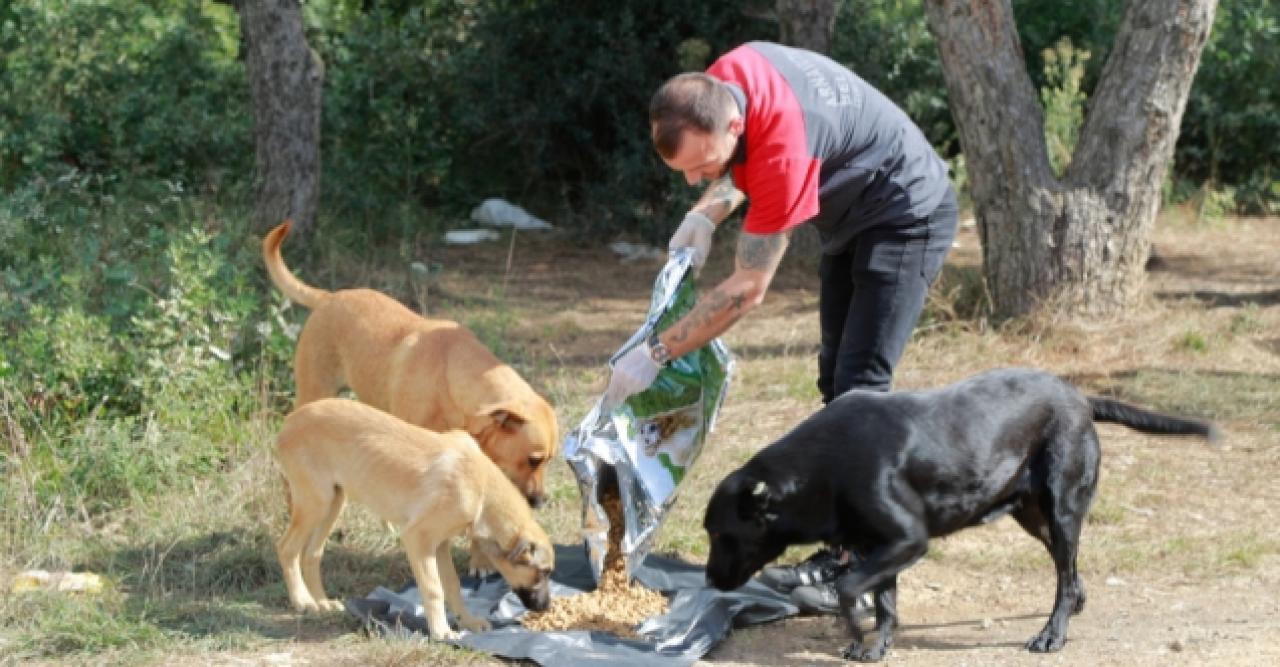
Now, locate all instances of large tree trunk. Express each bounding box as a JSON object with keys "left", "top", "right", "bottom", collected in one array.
[
  {"left": 238, "top": 0, "right": 323, "bottom": 233},
  {"left": 774, "top": 0, "right": 841, "bottom": 260},
  {"left": 924, "top": 0, "right": 1216, "bottom": 318},
  {"left": 775, "top": 0, "right": 840, "bottom": 54}
]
